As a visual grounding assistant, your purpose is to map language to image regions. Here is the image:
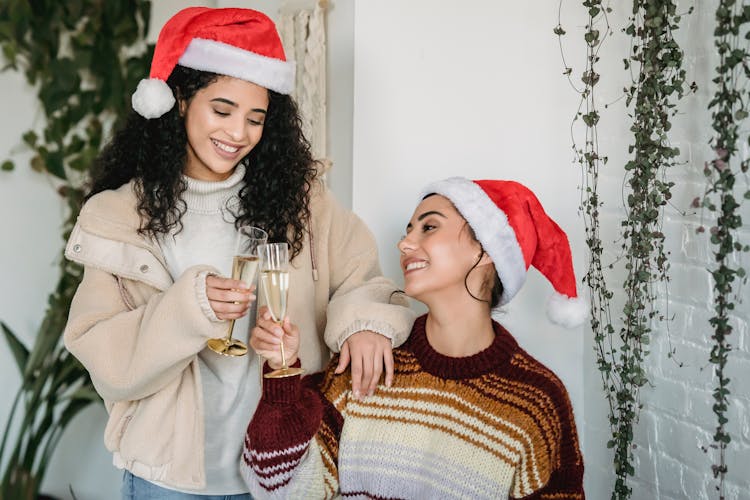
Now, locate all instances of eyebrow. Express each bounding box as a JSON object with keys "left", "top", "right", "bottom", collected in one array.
[
  {"left": 210, "top": 98, "right": 267, "bottom": 114},
  {"left": 405, "top": 210, "right": 447, "bottom": 231}
]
